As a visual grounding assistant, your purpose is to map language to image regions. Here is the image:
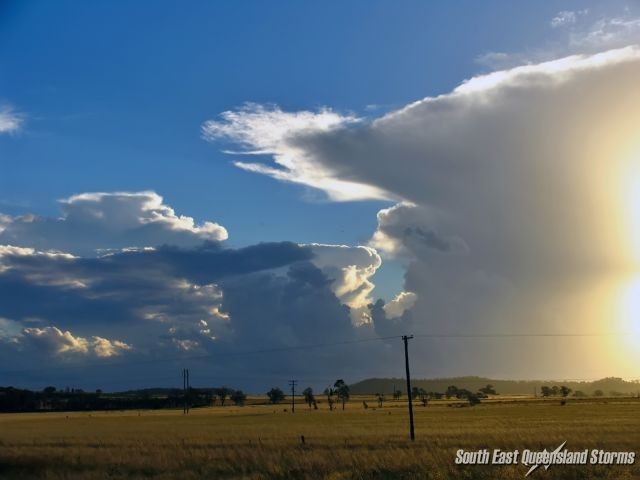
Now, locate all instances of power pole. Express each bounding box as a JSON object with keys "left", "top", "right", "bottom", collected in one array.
[
  {"left": 182, "top": 368, "right": 190, "bottom": 414},
  {"left": 186, "top": 369, "right": 190, "bottom": 414},
  {"left": 402, "top": 335, "right": 415, "bottom": 441},
  {"left": 289, "top": 379, "right": 297, "bottom": 413}
]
